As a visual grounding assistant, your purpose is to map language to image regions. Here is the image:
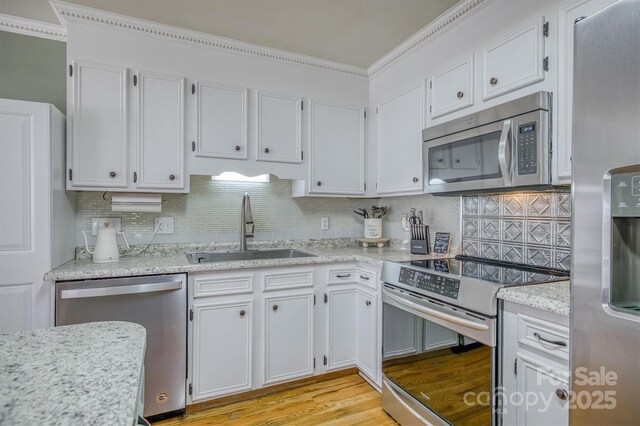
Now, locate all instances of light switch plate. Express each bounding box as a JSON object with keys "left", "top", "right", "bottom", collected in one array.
[
  {"left": 91, "top": 217, "right": 122, "bottom": 236},
  {"left": 320, "top": 217, "right": 329, "bottom": 230},
  {"left": 155, "top": 217, "right": 174, "bottom": 234}
]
